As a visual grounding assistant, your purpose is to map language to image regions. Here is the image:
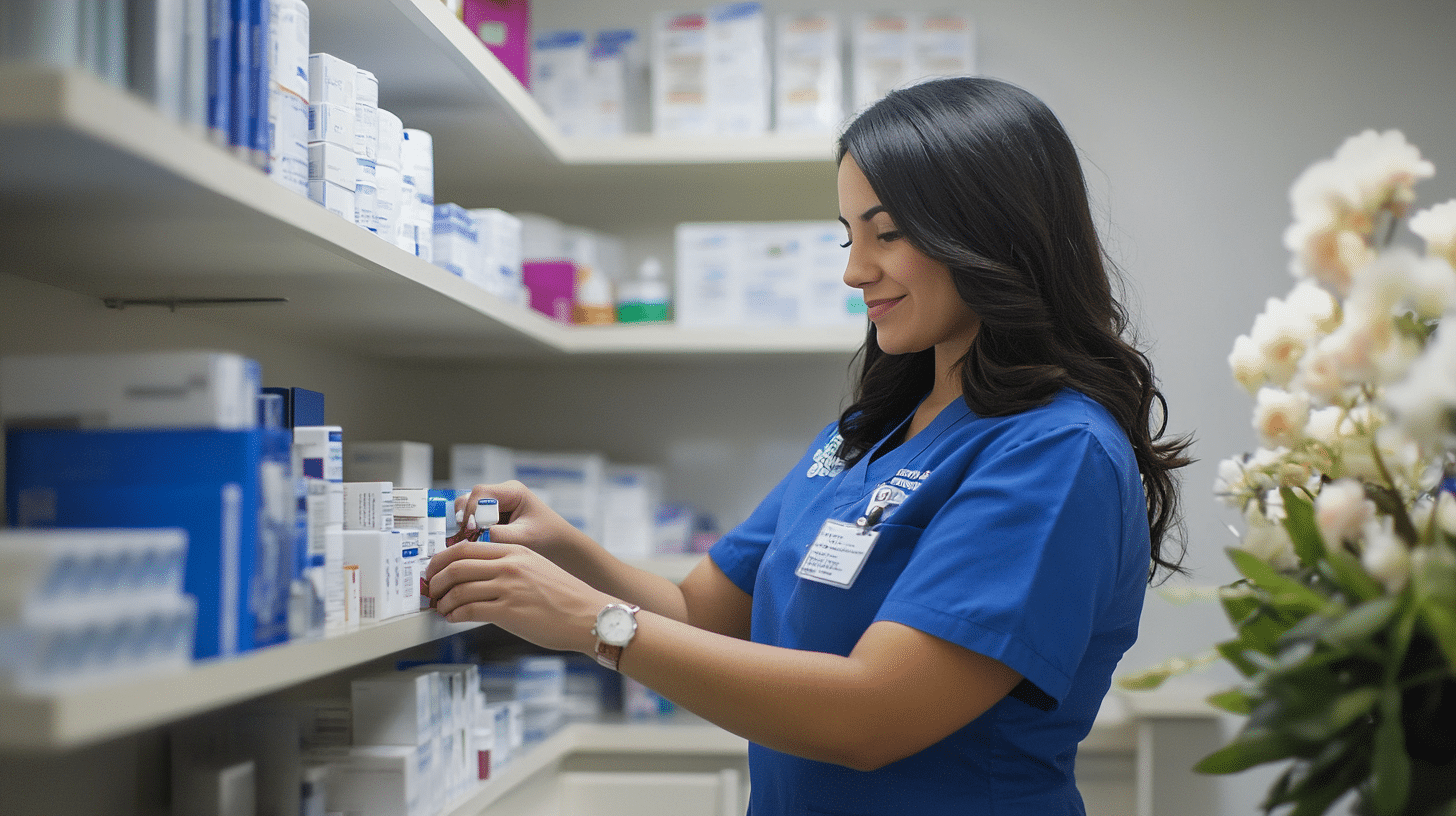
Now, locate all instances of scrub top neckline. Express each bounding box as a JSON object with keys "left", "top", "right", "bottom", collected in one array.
[{"left": 840, "top": 395, "right": 973, "bottom": 499}]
